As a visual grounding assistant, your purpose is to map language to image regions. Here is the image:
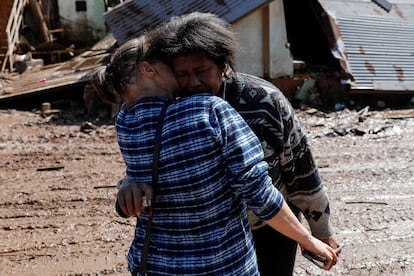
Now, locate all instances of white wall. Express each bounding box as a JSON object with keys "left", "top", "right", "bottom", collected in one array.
[
  {"left": 233, "top": 11, "right": 264, "bottom": 76},
  {"left": 57, "top": 0, "right": 107, "bottom": 46},
  {"left": 268, "top": 0, "right": 293, "bottom": 78},
  {"left": 233, "top": 0, "right": 293, "bottom": 78}
]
